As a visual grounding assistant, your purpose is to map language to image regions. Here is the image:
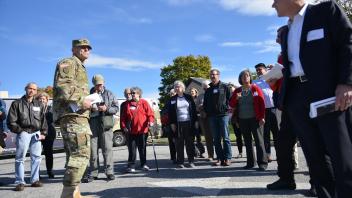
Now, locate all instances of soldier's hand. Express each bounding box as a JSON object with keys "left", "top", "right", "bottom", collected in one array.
[{"left": 38, "top": 135, "right": 46, "bottom": 140}]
